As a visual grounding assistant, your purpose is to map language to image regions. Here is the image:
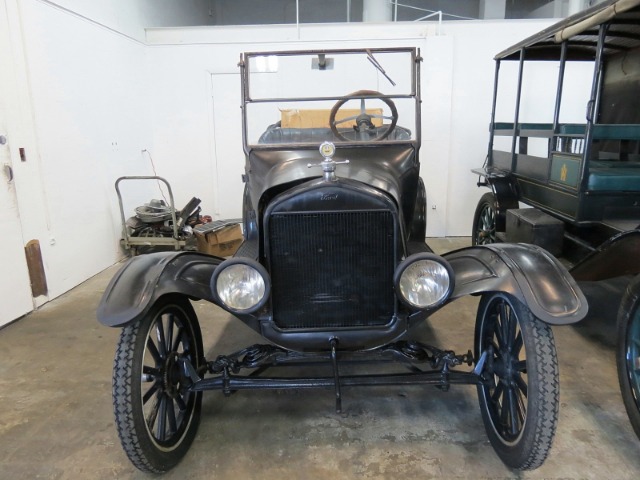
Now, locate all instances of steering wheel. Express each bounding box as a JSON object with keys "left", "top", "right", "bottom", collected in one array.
[{"left": 329, "top": 90, "right": 398, "bottom": 142}]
